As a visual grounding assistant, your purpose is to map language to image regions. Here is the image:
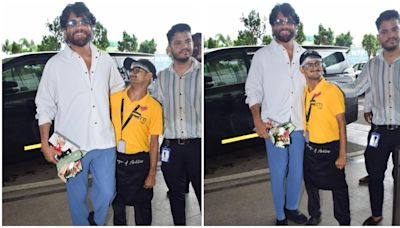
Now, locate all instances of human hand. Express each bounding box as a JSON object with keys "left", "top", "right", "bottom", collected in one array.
[
  {"left": 144, "top": 174, "right": 156, "bottom": 189},
  {"left": 364, "top": 112, "right": 372, "bottom": 124},
  {"left": 254, "top": 119, "right": 272, "bottom": 139},
  {"left": 41, "top": 144, "right": 58, "bottom": 164},
  {"left": 335, "top": 155, "right": 346, "bottom": 170}
]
